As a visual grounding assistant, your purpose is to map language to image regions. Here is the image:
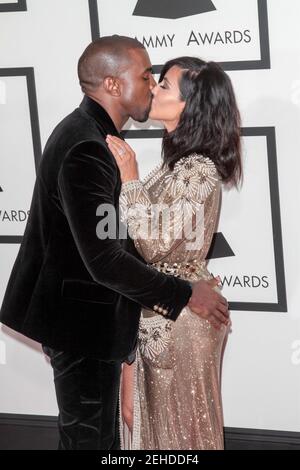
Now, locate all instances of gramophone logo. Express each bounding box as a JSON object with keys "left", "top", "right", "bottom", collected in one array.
[
  {"left": 90, "top": 0, "right": 270, "bottom": 71},
  {"left": 133, "top": 0, "right": 216, "bottom": 19}
]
